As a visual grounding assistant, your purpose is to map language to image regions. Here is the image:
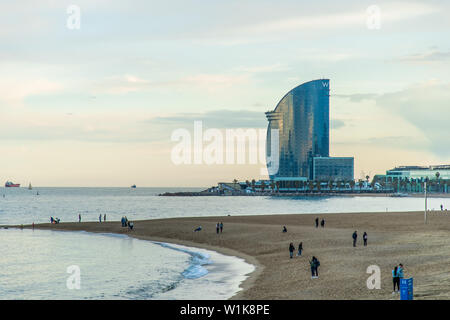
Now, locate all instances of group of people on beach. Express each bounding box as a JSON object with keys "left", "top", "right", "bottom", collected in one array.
[
  {"left": 216, "top": 222, "right": 224, "bottom": 234},
  {"left": 50, "top": 217, "right": 60, "bottom": 224},
  {"left": 288, "top": 242, "right": 303, "bottom": 258},
  {"left": 121, "top": 216, "right": 134, "bottom": 230},
  {"left": 352, "top": 231, "right": 368, "bottom": 247},
  {"left": 315, "top": 217, "right": 325, "bottom": 228},
  {"left": 77, "top": 214, "right": 107, "bottom": 223},
  {"left": 288, "top": 242, "right": 320, "bottom": 279}
]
